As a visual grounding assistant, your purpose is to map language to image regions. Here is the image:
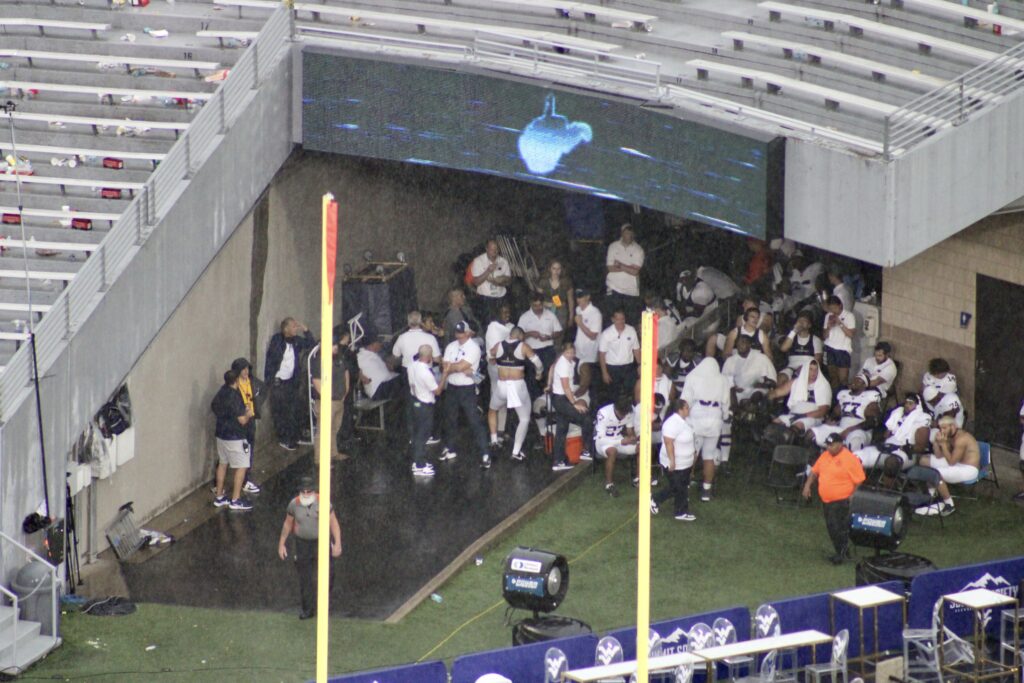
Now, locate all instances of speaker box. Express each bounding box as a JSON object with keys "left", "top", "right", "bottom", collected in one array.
[
  {"left": 855, "top": 552, "right": 937, "bottom": 591},
  {"left": 849, "top": 487, "right": 908, "bottom": 552},
  {"left": 342, "top": 263, "right": 417, "bottom": 338}
]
